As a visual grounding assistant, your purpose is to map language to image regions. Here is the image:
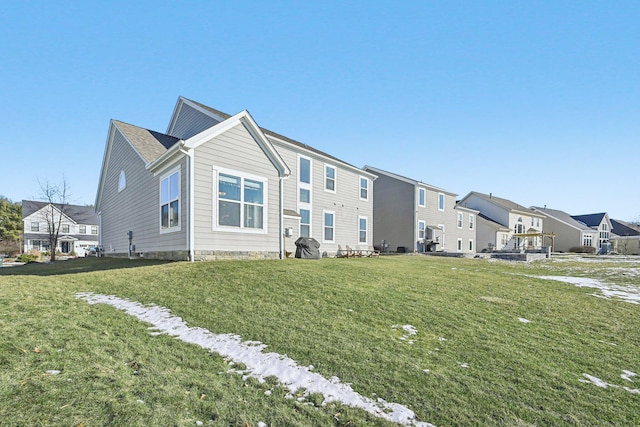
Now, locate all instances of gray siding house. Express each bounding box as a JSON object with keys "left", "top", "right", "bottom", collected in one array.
[
  {"left": 362, "top": 166, "right": 477, "bottom": 254},
  {"left": 95, "top": 97, "right": 375, "bottom": 260},
  {"left": 458, "top": 192, "right": 546, "bottom": 252}
]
